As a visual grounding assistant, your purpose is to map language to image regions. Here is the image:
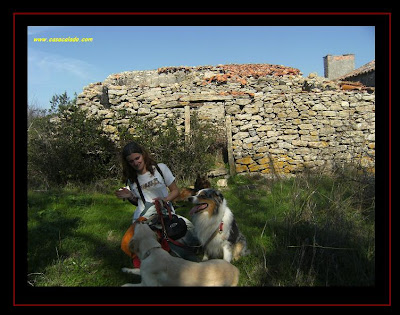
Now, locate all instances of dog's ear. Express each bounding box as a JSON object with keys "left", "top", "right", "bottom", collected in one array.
[{"left": 213, "top": 190, "right": 224, "bottom": 204}]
